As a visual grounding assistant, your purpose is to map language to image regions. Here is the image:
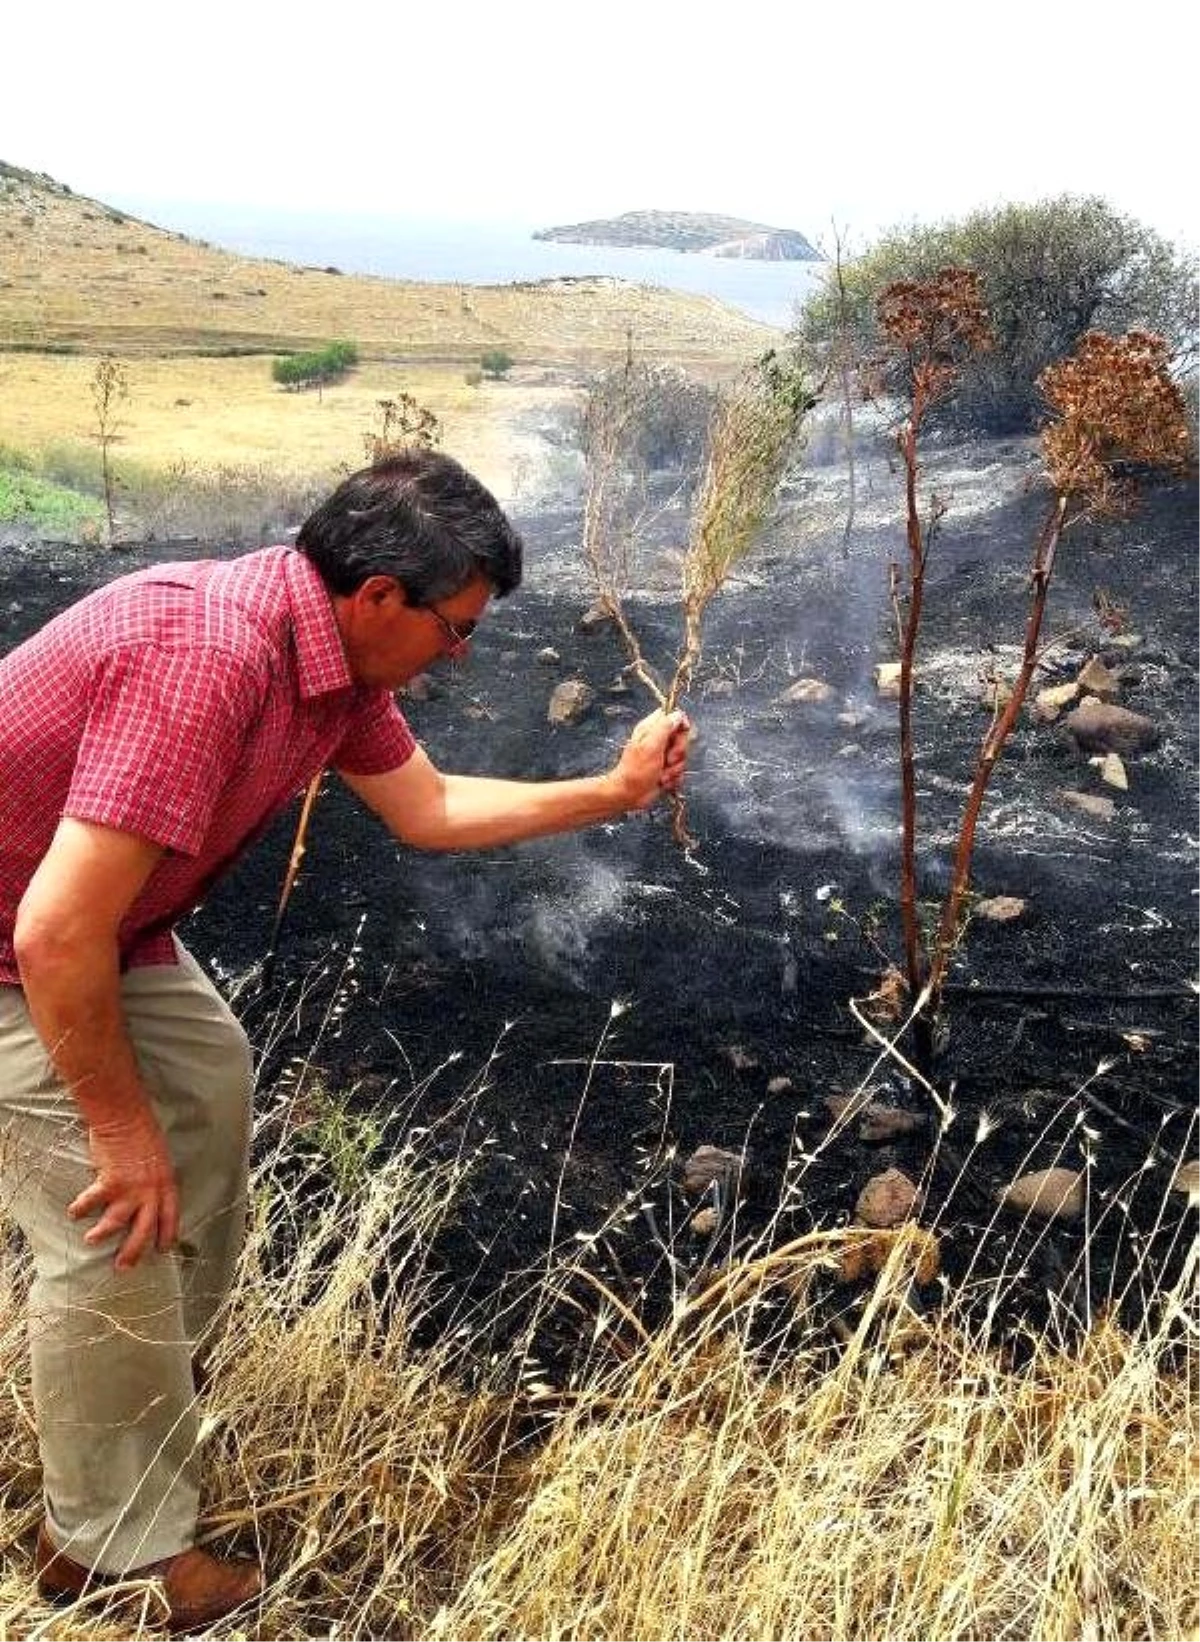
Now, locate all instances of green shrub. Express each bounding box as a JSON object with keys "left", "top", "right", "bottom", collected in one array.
[
  {"left": 480, "top": 348, "right": 514, "bottom": 380},
  {"left": 272, "top": 339, "right": 360, "bottom": 392},
  {"left": 796, "top": 196, "right": 1198, "bottom": 434}
]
